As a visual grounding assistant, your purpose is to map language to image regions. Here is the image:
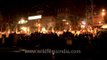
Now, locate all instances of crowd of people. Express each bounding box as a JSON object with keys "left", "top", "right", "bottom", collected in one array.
[
  {"left": 0, "top": 30, "right": 106, "bottom": 50},
  {"left": 0, "top": 30, "right": 106, "bottom": 59}
]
